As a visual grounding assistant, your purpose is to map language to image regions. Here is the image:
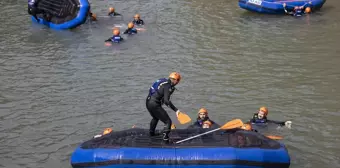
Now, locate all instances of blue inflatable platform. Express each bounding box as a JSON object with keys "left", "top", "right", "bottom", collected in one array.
[
  {"left": 70, "top": 128, "right": 290, "bottom": 168},
  {"left": 31, "top": 0, "right": 90, "bottom": 29},
  {"left": 238, "top": 0, "right": 326, "bottom": 14}
]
